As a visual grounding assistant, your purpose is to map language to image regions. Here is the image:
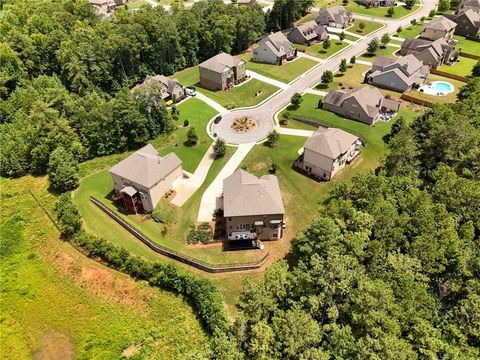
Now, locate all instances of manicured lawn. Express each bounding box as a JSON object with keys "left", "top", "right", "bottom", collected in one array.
[
  {"left": 346, "top": 3, "right": 421, "bottom": 19},
  {"left": 0, "top": 176, "right": 207, "bottom": 359},
  {"left": 396, "top": 22, "right": 424, "bottom": 38},
  {"left": 122, "top": 0, "right": 149, "bottom": 9},
  {"left": 296, "top": 40, "right": 350, "bottom": 59},
  {"left": 243, "top": 95, "right": 423, "bottom": 242},
  {"left": 155, "top": 98, "right": 217, "bottom": 173},
  {"left": 453, "top": 35, "right": 480, "bottom": 56},
  {"left": 172, "top": 67, "right": 279, "bottom": 109},
  {"left": 407, "top": 74, "right": 465, "bottom": 103},
  {"left": 358, "top": 44, "right": 399, "bottom": 61},
  {"left": 348, "top": 20, "right": 384, "bottom": 35},
  {"left": 239, "top": 54, "right": 318, "bottom": 83},
  {"left": 344, "top": 33, "right": 361, "bottom": 41},
  {"left": 439, "top": 56, "right": 478, "bottom": 77}
]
